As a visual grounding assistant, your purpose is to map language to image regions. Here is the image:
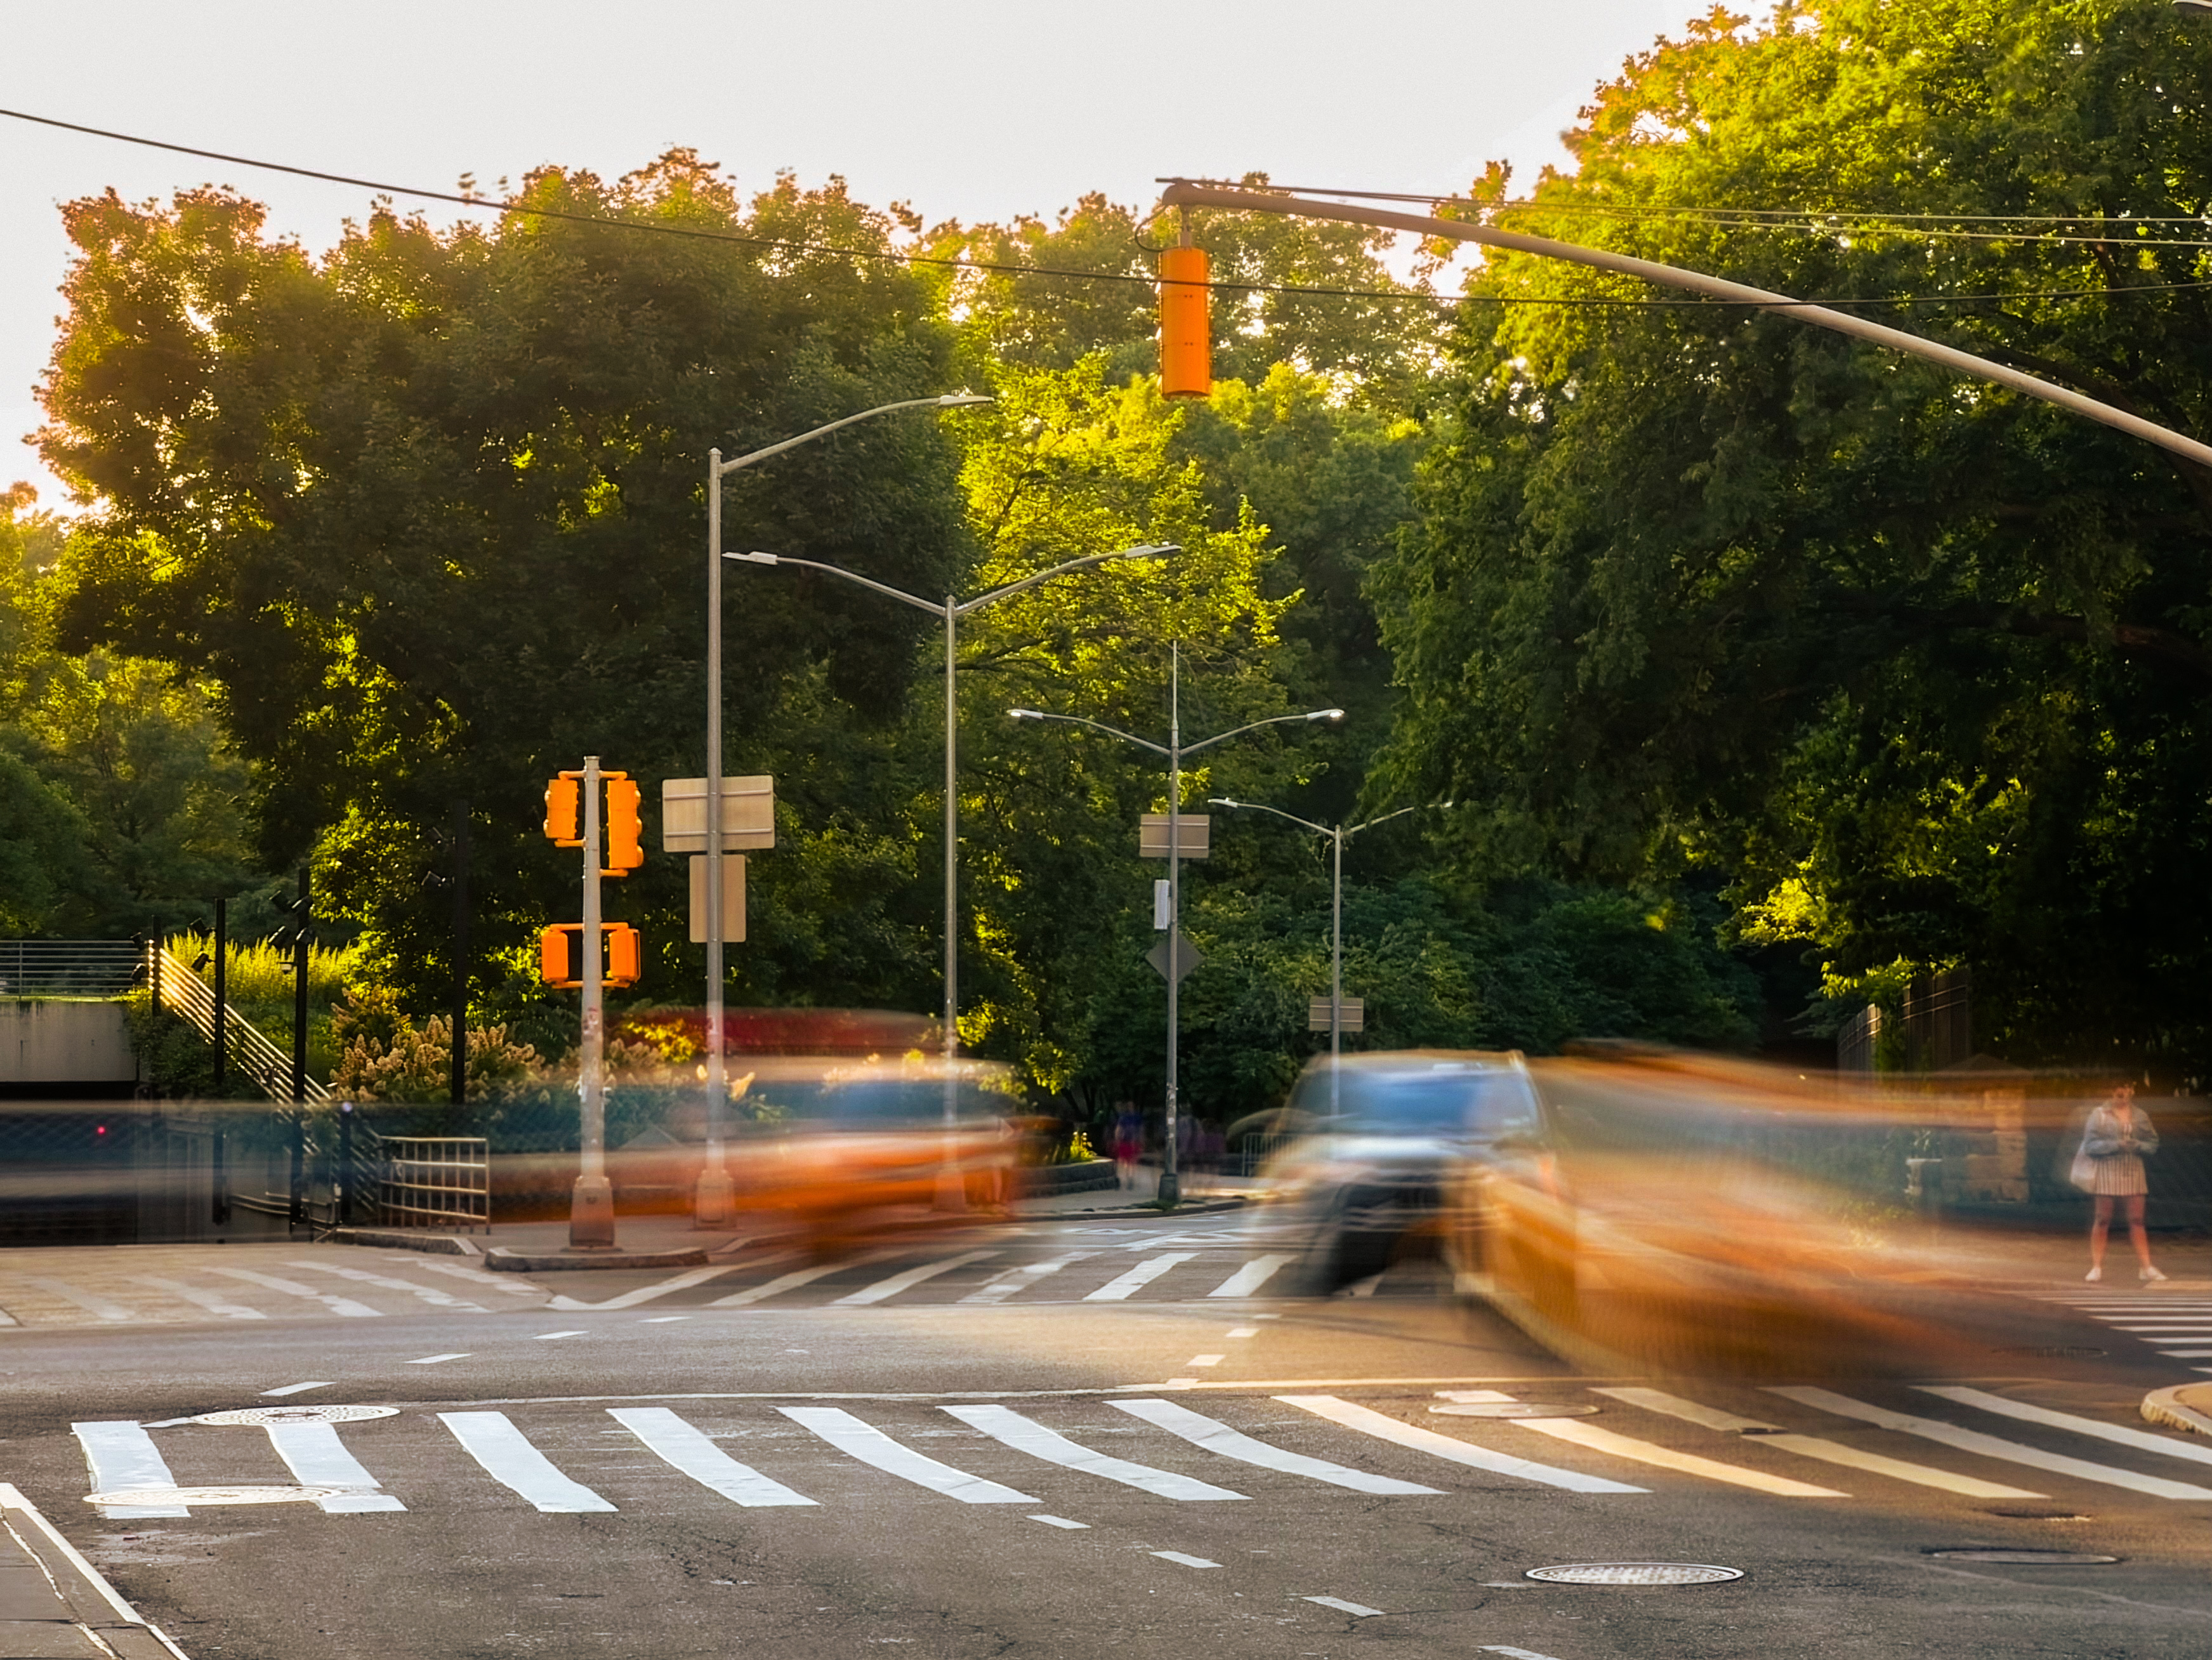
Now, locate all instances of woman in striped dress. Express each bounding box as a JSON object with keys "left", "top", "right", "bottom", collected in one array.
[{"left": 2084, "top": 1083, "right": 2164, "bottom": 1284}]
